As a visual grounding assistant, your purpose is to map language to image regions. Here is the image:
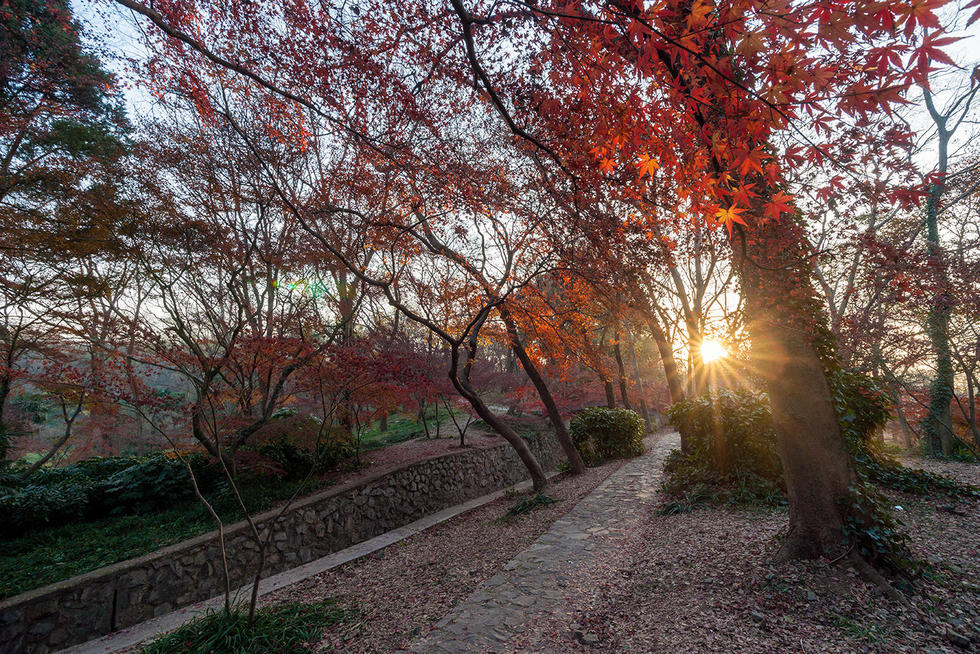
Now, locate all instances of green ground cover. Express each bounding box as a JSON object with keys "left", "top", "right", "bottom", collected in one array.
[{"left": 0, "top": 409, "right": 458, "bottom": 599}]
